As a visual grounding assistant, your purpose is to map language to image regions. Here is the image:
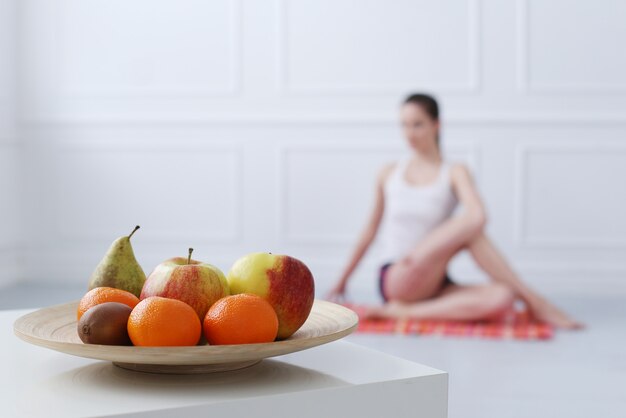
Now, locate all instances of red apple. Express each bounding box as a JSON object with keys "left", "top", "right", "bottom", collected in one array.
[
  {"left": 140, "top": 248, "right": 229, "bottom": 320},
  {"left": 227, "top": 252, "right": 315, "bottom": 339}
]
